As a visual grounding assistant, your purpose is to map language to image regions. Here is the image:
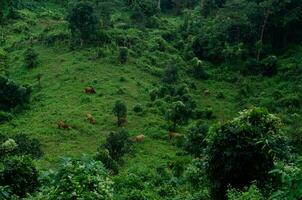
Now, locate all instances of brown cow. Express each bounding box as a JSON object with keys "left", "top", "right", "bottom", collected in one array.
[
  {"left": 87, "top": 114, "right": 96, "bottom": 124},
  {"left": 84, "top": 86, "right": 96, "bottom": 94},
  {"left": 58, "top": 121, "right": 71, "bottom": 130},
  {"left": 168, "top": 131, "right": 181, "bottom": 140},
  {"left": 135, "top": 134, "right": 145, "bottom": 142}
]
